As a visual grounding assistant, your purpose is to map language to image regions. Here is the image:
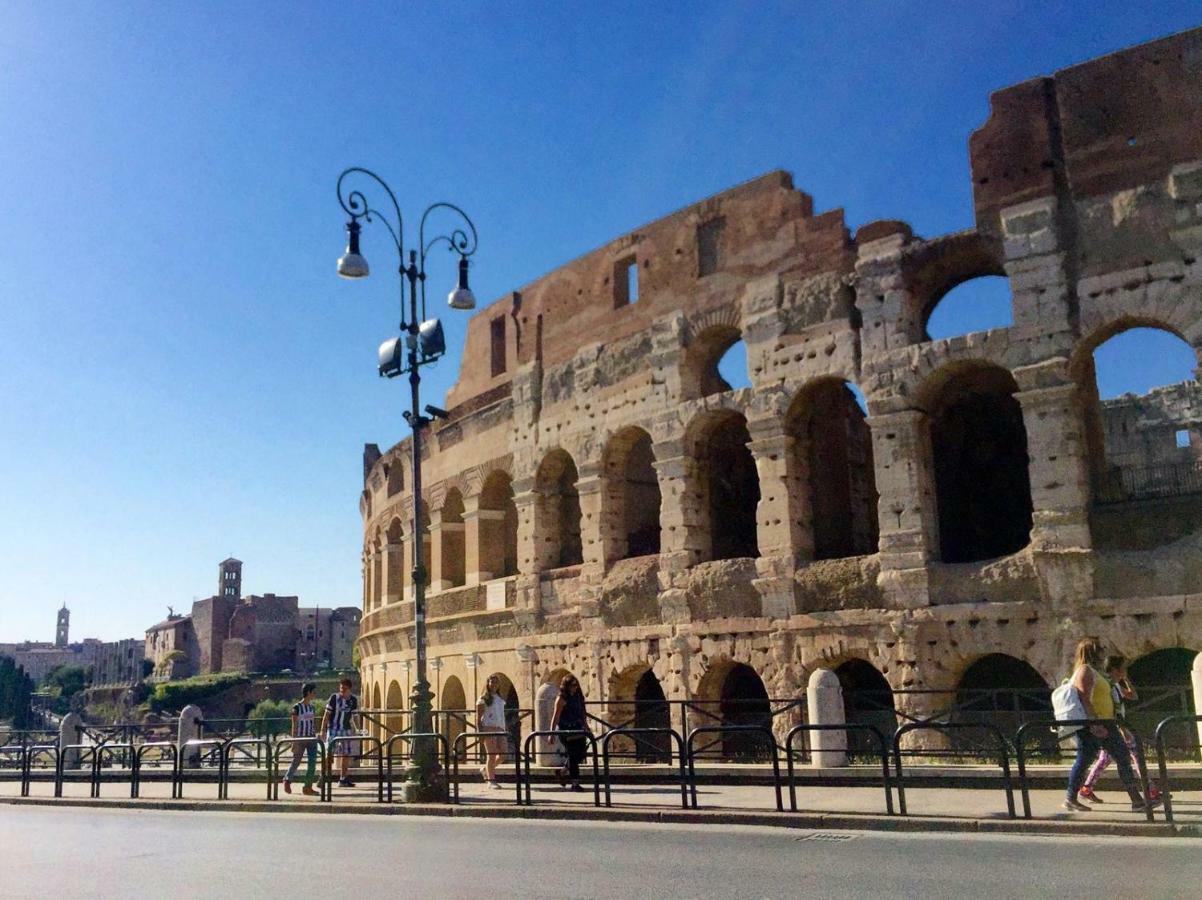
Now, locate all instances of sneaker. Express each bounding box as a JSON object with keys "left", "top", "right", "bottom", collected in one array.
[
  {"left": 283, "top": 780, "right": 292, "bottom": 794},
  {"left": 1063, "top": 798, "right": 1091, "bottom": 812},
  {"left": 338, "top": 778, "right": 354, "bottom": 788},
  {"left": 1131, "top": 797, "right": 1162, "bottom": 812},
  {"left": 488, "top": 781, "right": 503, "bottom": 790},
  {"left": 570, "top": 782, "right": 583, "bottom": 792},
  {"left": 302, "top": 786, "right": 318, "bottom": 796},
  {"left": 1079, "top": 786, "right": 1104, "bottom": 803}
]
